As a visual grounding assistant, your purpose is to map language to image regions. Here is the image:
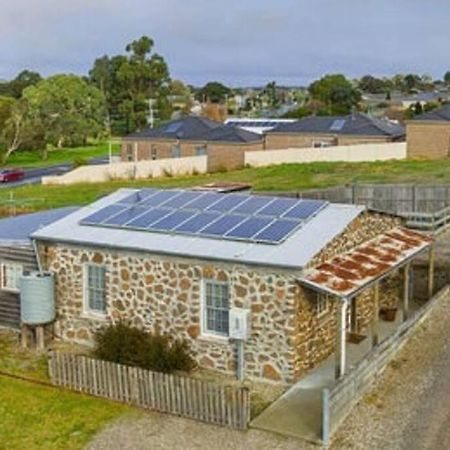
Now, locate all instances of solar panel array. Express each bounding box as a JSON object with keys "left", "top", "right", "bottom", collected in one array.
[{"left": 80, "top": 189, "right": 328, "bottom": 245}]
